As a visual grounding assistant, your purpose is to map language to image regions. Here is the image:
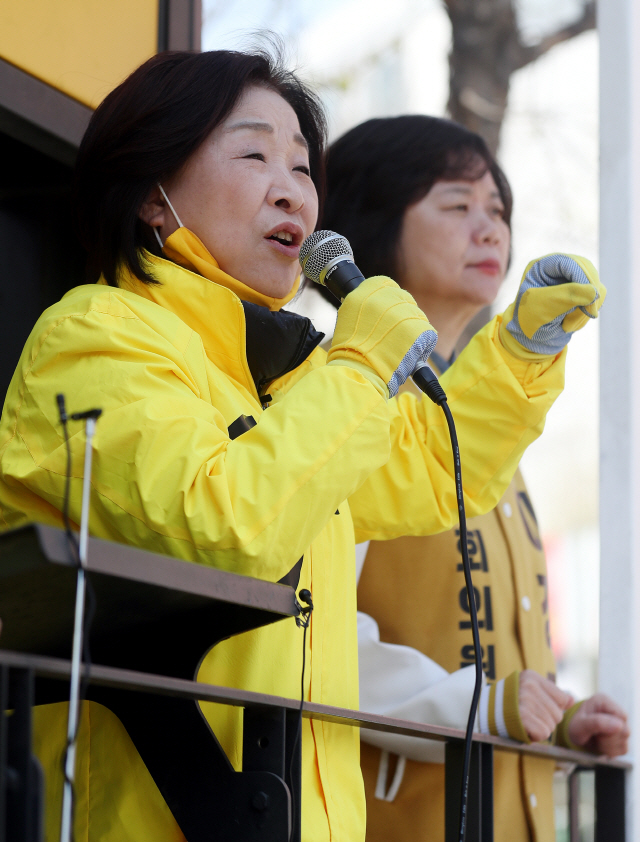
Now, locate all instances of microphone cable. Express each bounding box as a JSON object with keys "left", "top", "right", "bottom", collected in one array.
[
  {"left": 412, "top": 365, "right": 483, "bottom": 842},
  {"left": 56, "top": 395, "right": 98, "bottom": 842},
  {"left": 289, "top": 588, "right": 313, "bottom": 842}
]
